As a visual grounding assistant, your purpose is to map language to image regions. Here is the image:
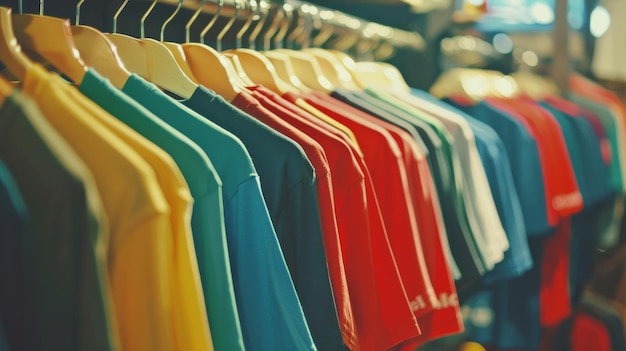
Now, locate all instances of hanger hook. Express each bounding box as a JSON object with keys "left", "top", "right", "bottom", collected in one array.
[
  {"left": 247, "top": 0, "right": 268, "bottom": 50},
  {"left": 272, "top": 3, "right": 292, "bottom": 49},
  {"left": 235, "top": 0, "right": 256, "bottom": 49},
  {"left": 216, "top": 0, "right": 241, "bottom": 51},
  {"left": 112, "top": 0, "right": 129, "bottom": 33},
  {"left": 200, "top": 0, "right": 224, "bottom": 45},
  {"left": 185, "top": 0, "right": 209, "bottom": 43},
  {"left": 75, "top": 0, "right": 85, "bottom": 25},
  {"left": 140, "top": 0, "right": 158, "bottom": 39},
  {"left": 161, "top": 0, "right": 183, "bottom": 41},
  {"left": 262, "top": 3, "right": 283, "bottom": 51},
  {"left": 286, "top": 6, "right": 305, "bottom": 49}
]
